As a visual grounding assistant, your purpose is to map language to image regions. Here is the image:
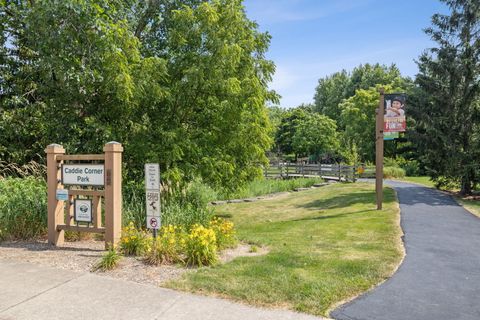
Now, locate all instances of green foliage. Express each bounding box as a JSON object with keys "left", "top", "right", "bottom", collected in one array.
[
  {"left": 122, "top": 179, "right": 214, "bottom": 230},
  {"left": 313, "top": 64, "right": 408, "bottom": 125},
  {"left": 0, "top": 177, "right": 47, "bottom": 241},
  {"left": 209, "top": 217, "right": 237, "bottom": 250},
  {"left": 94, "top": 244, "right": 122, "bottom": 271},
  {"left": 184, "top": 224, "right": 218, "bottom": 266},
  {"left": 292, "top": 113, "right": 339, "bottom": 159},
  {"left": 0, "top": 0, "right": 276, "bottom": 192},
  {"left": 383, "top": 166, "right": 406, "bottom": 179},
  {"left": 144, "top": 225, "right": 185, "bottom": 265},
  {"left": 339, "top": 85, "right": 408, "bottom": 163},
  {"left": 119, "top": 222, "right": 151, "bottom": 256},
  {"left": 411, "top": 0, "right": 480, "bottom": 194},
  {"left": 275, "top": 106, "right": 339, "bottom": 159}
]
